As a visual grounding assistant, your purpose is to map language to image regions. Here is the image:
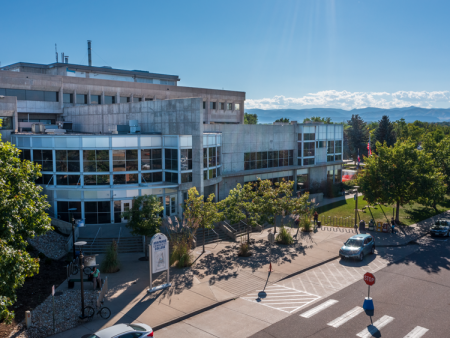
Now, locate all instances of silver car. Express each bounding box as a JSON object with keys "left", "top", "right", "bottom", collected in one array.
[
  {"left": 88, "top": 323, "right": 154, "bottom": 338},
  {"left": 430, "top": 220, "right": 450, "bottom": 237},
  {"left": 339, "top": 234, "right": 375, "bottom": 261}
]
